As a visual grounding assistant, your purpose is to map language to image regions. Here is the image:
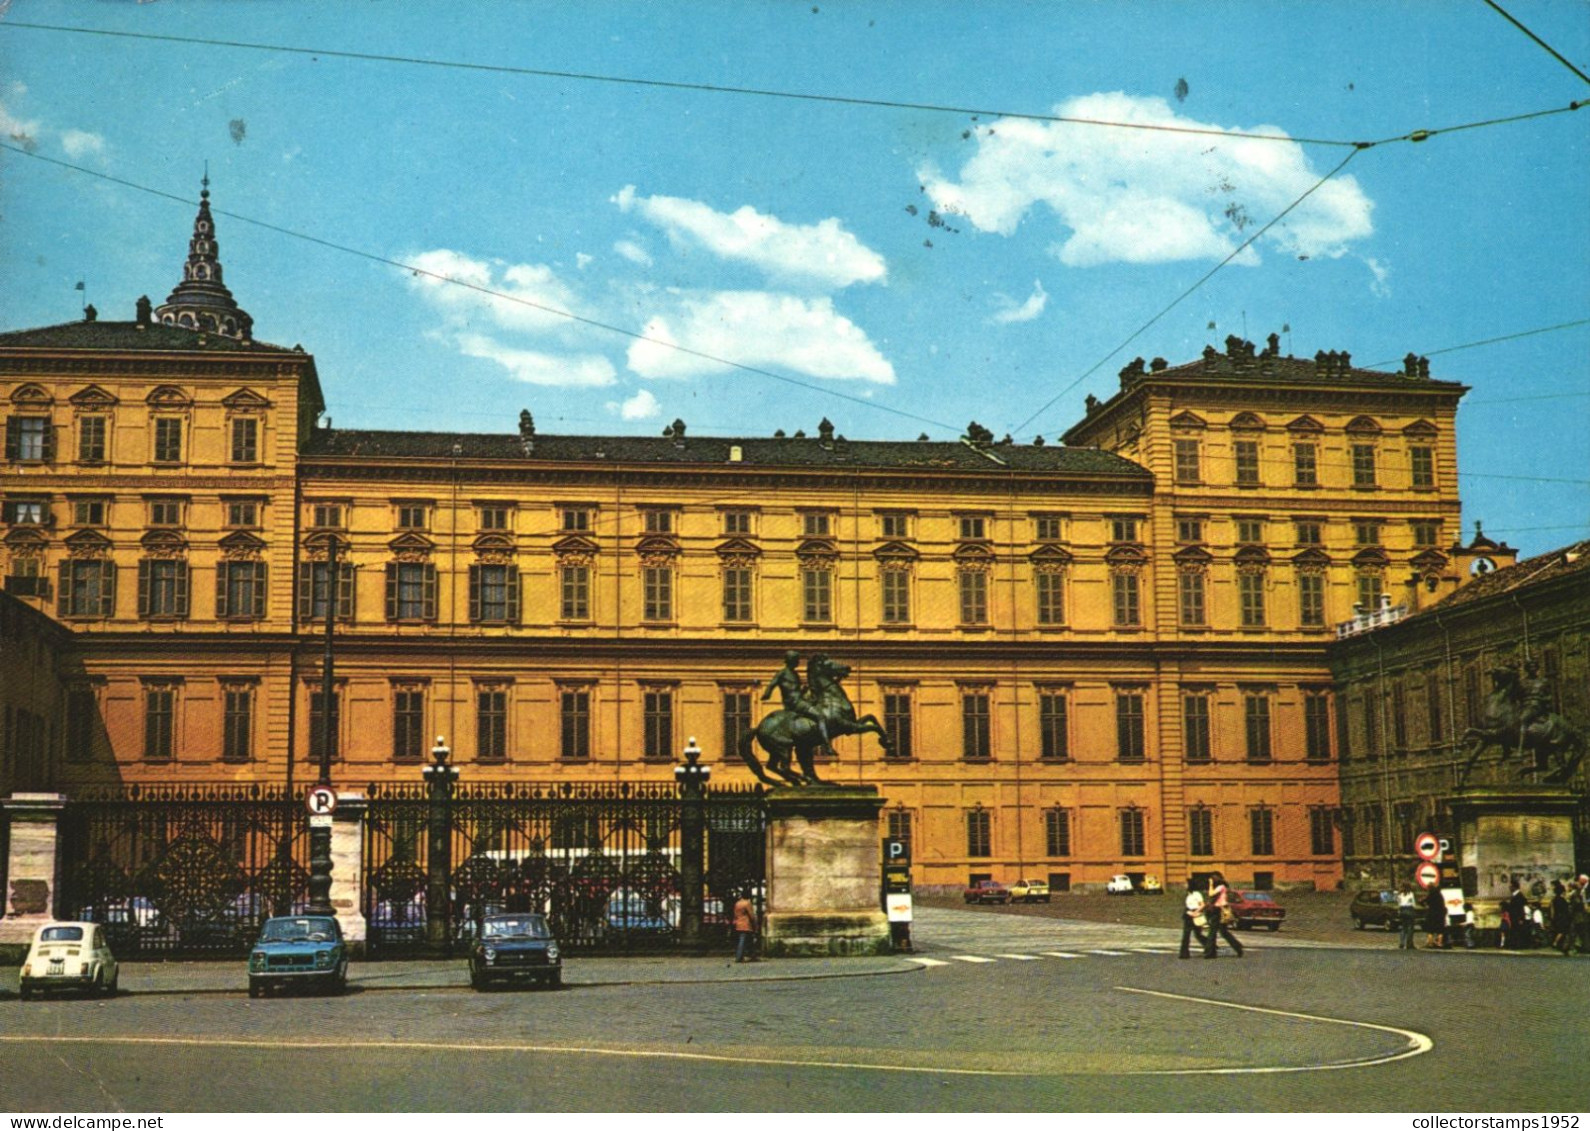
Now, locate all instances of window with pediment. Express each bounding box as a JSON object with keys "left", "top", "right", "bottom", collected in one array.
[
  {"left": 385, "top": 533, "right": 438, "bottom": 622},
  {"left": 138, "top": 531, "right": 189, "bottom": 619}
]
